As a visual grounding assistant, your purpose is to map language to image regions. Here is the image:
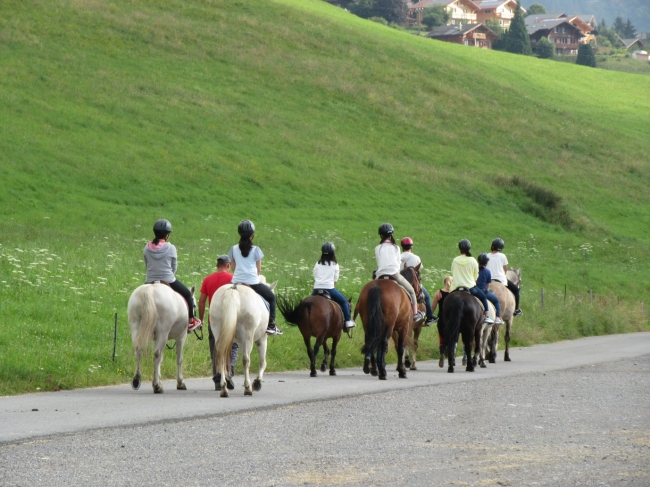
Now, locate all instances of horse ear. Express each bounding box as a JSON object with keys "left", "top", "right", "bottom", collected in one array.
[
  {"left": 404, "top": 263, "right": 408, "bottom": 269},
  {"left": 269, "top": 280, "right": 278, "bottom": 290},
  {"left": 415, "top": 263, "right": 421, "bottom": 271},
  {"left": 190, "top": 286, "right": 196, "bottom": 294}
]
